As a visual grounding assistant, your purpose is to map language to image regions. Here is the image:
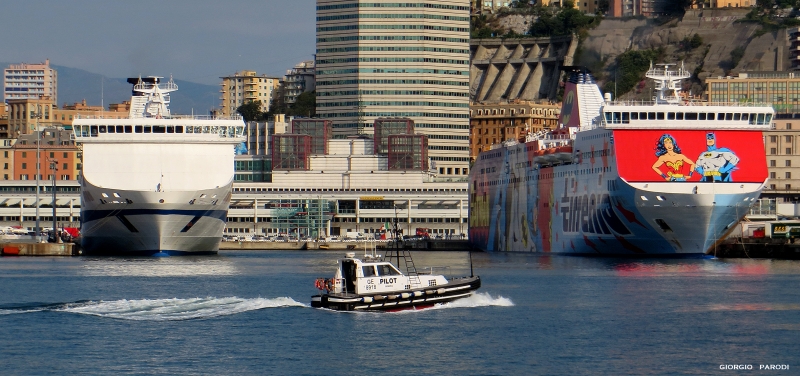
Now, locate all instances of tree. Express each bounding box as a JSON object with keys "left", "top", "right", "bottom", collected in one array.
[
  {"left": 289, "top": 91, "right": 316, "bottom": 117},
  {"left": 236, "top": 101, "right": 263, "bottom": 122},
  {"left": 265, "top": 84, "right": 287, "bottom": 118}
]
